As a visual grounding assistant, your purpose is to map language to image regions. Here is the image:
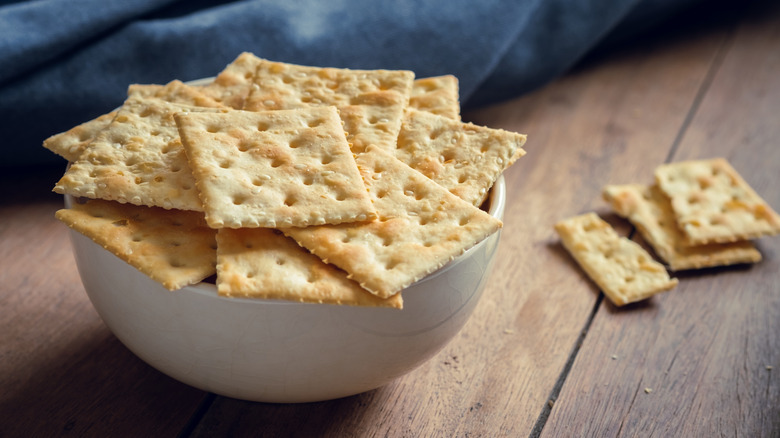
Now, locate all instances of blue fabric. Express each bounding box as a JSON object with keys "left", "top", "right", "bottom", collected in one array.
[{"left": 1, "top": 0, "right": 699, "bottom": 166}]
